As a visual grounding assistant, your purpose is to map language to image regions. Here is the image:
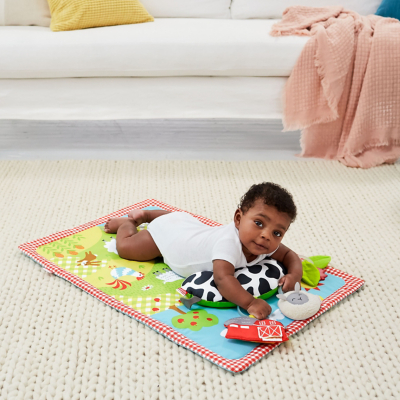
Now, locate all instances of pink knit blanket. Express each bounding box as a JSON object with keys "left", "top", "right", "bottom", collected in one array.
[{"left": 271, "top": 6, "right": 400, "bottom": 168}]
